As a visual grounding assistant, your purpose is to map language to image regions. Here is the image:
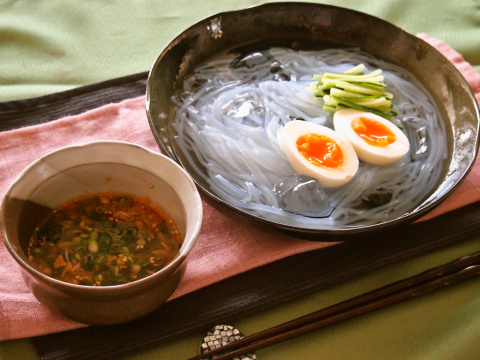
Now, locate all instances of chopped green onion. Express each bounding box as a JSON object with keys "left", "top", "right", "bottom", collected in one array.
[
  {"left": 93, "top": 254, "right": 106, "bottom": 265},
  {"left": 31, "top": 247, "right": 43, "bottom": 256},
  {"left": 88, "top": 238, "right": 99, "bottom": 254},
  {"left": 107, "top": 228, "right": 120, "bottom": 236}
]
